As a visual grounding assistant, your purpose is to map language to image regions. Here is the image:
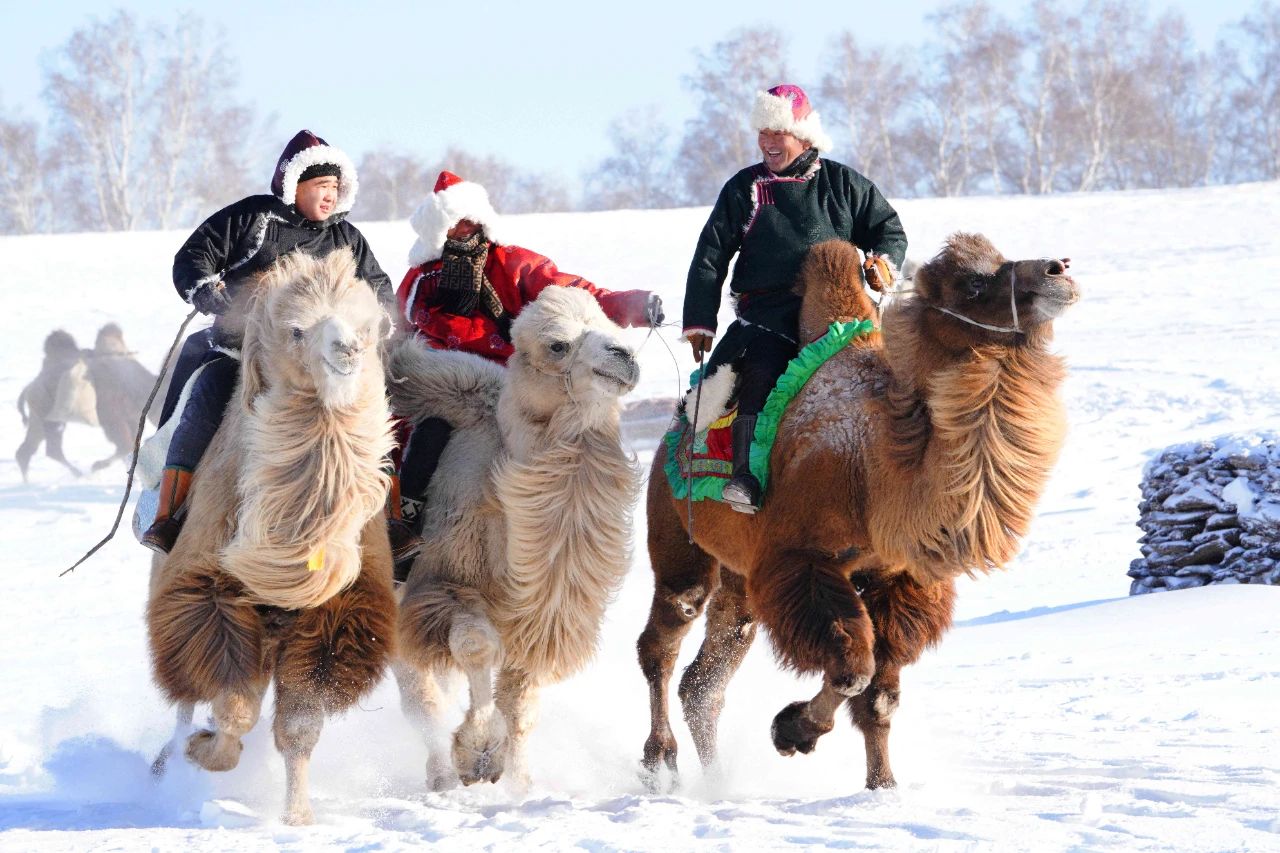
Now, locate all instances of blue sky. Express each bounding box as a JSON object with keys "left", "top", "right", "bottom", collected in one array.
[{"left": 0, "top": 0, "right": 1260, "bottom": 193}]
